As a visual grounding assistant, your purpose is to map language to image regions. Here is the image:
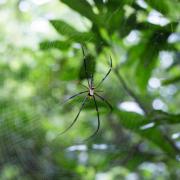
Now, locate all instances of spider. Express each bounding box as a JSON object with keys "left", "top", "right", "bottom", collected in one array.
[{"left": 60, "top": 46, "right": 113, "bottom": 140}]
